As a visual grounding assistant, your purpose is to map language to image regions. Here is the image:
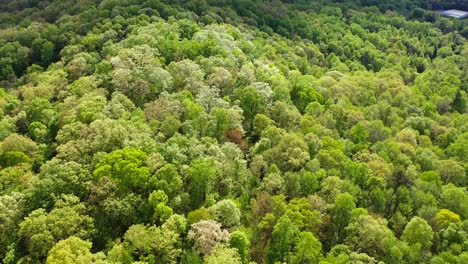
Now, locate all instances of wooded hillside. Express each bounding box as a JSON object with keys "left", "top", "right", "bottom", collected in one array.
[{"left": 0, "top": 1, "right": 467, "bottom": 263}]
